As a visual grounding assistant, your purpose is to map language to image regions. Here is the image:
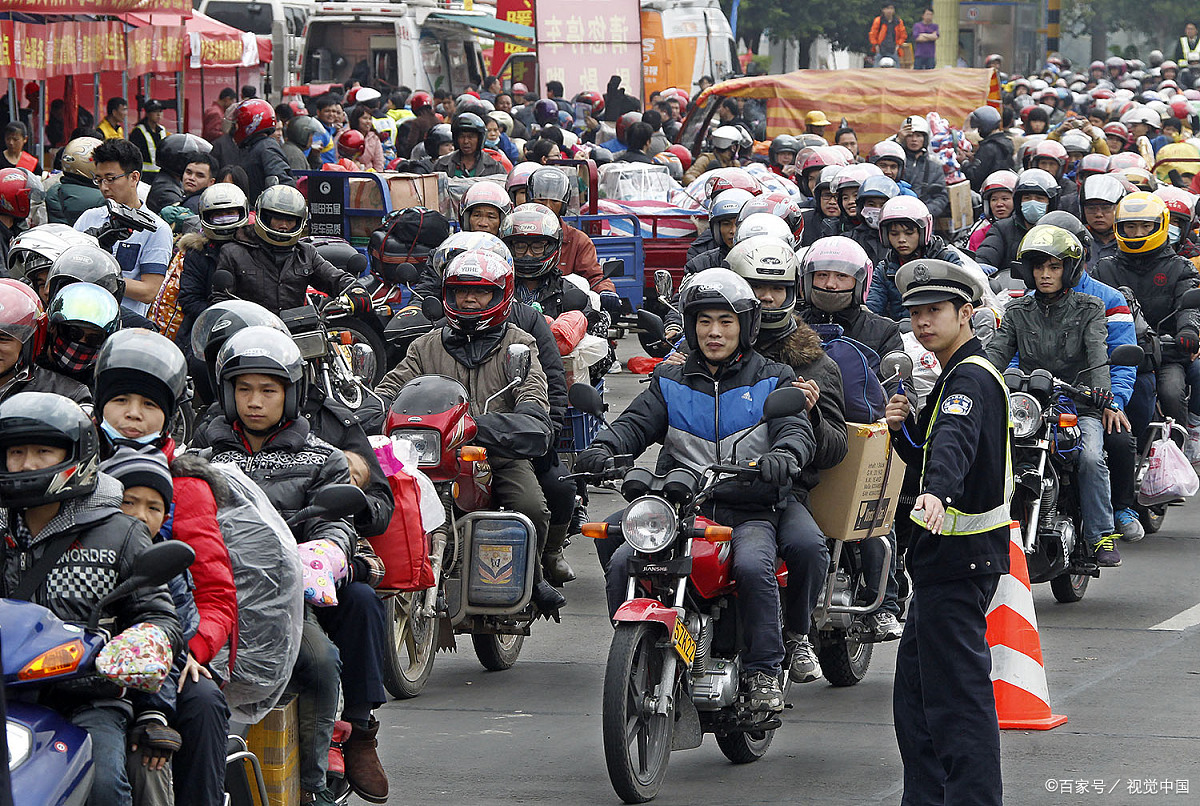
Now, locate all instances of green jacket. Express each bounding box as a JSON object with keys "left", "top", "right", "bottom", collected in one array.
[{"left": 46, "top": 174, "right": 106, "bottom": 226}]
